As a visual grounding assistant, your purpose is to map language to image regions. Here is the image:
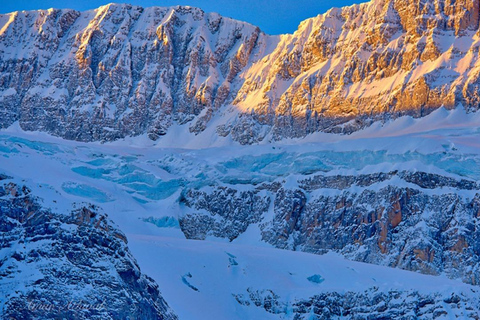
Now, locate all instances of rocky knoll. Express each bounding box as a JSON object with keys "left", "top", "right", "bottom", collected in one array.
[
  {"left": 2, "top": 0, "right": 480, "bottom": 143},
  {"left": 0, "top": 175, "right": 177, "bottom": 320},
  {"left": 180, "top": 171, "right": 480, "bottom": 285},
  {"left": 234, "top": 287, "right": 480, "bottom": 319}
]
